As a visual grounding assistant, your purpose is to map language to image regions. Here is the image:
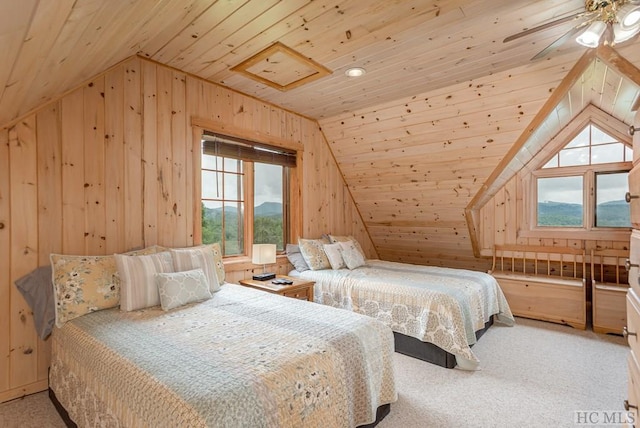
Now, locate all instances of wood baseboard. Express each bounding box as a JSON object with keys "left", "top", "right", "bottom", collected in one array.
[{"left": 0, "top": 379, "right": 48, "bottom": 404}]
